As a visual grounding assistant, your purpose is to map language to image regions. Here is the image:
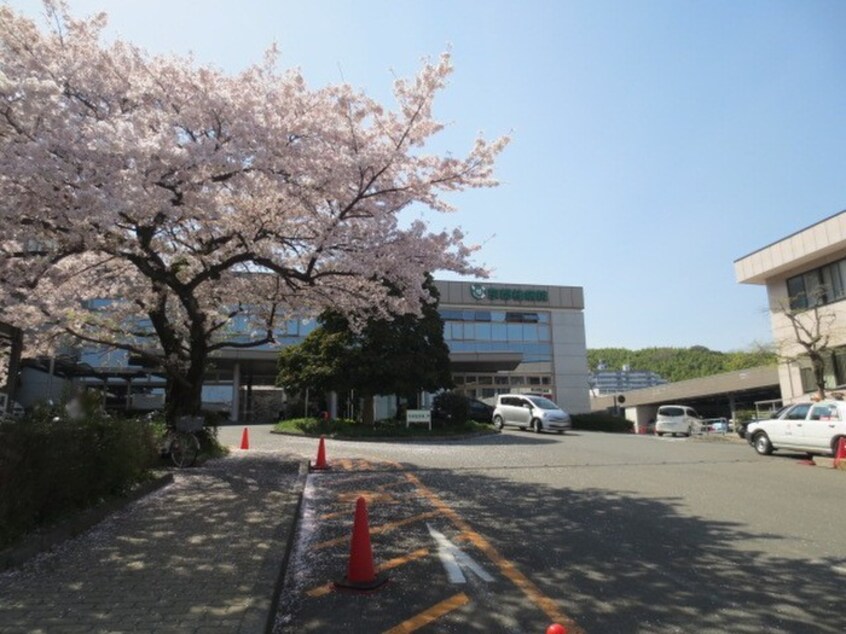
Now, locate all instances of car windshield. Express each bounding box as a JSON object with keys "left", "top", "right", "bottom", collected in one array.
[
  {"left": 527, "top": 396, "right": 559, "bottom": 410},
  {"left": 658, "top": 407, "right": 684, "bottom": 417}
]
